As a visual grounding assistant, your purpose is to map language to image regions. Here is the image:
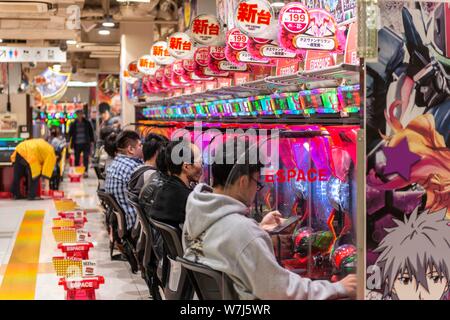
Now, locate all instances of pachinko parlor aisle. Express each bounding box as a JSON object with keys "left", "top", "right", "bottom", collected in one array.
[{"left": 0, "top": 0, "right": 448, "bottom": 304}]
